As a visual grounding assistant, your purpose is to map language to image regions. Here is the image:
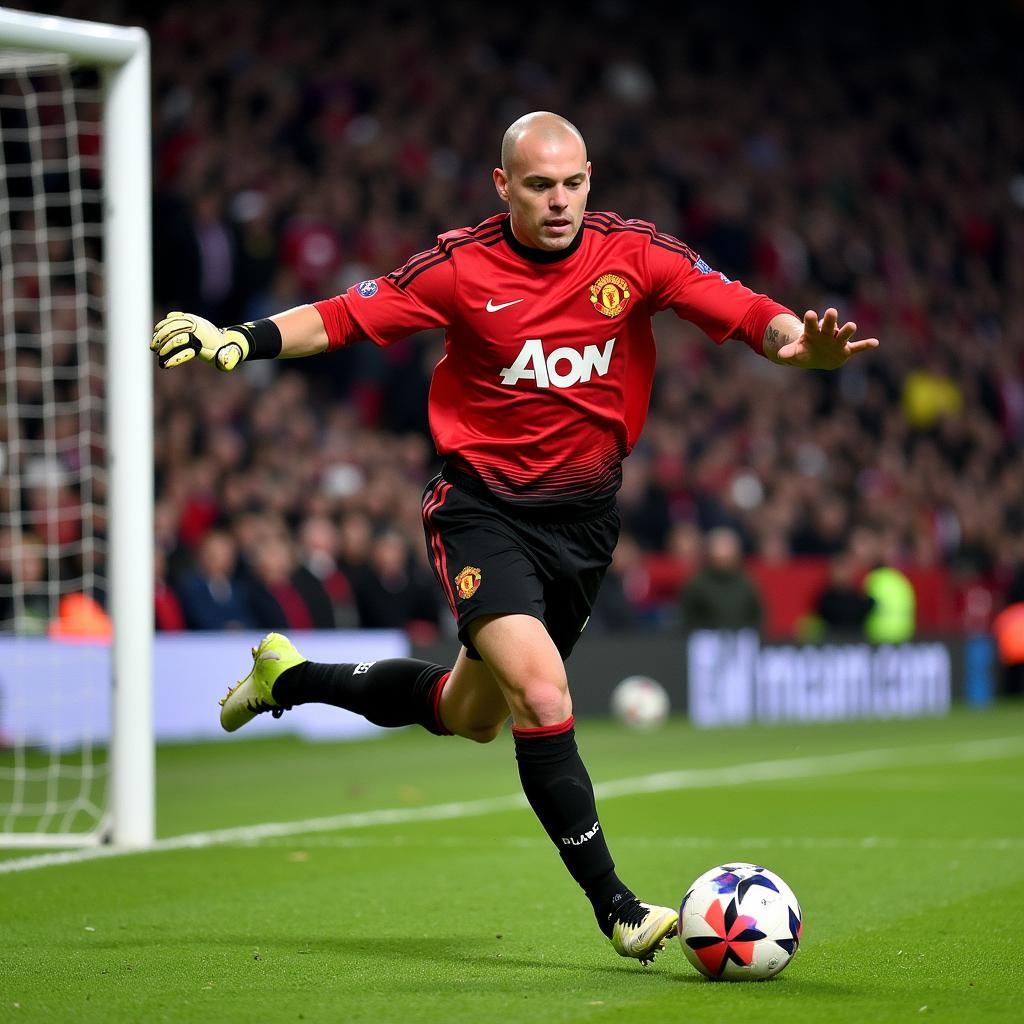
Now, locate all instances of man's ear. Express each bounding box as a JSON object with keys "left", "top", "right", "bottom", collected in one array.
[{"left": 493, "top": 166, "right": 510, "bottom": 202}]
